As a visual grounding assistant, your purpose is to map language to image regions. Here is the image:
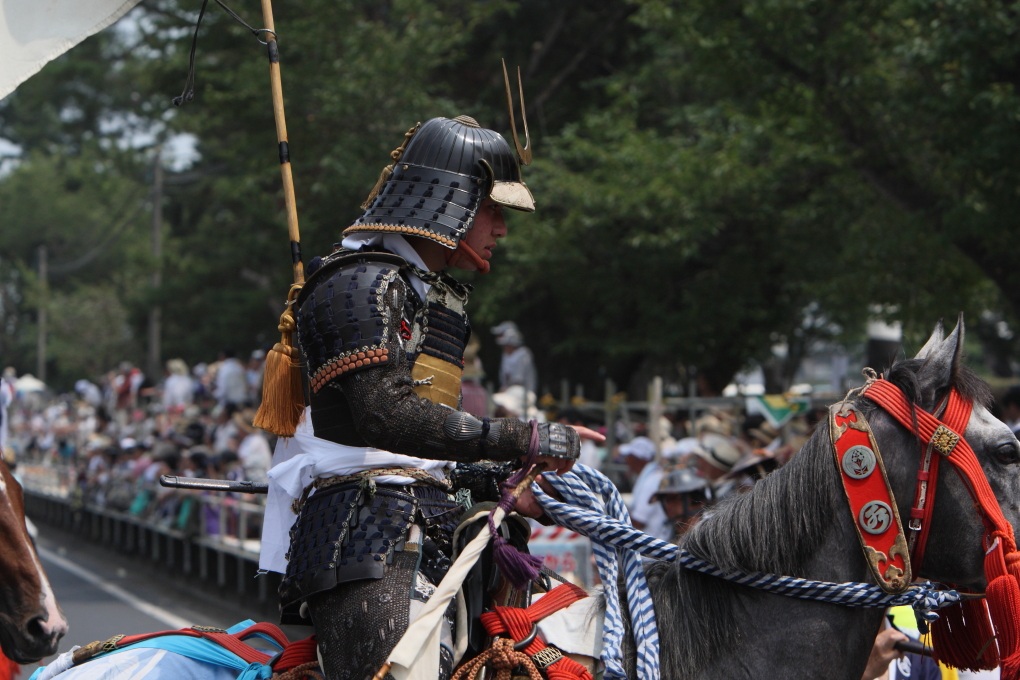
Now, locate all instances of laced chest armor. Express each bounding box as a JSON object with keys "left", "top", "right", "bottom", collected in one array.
[{"left": 407, "top": 269, "right": 471, "bottom": 408}]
